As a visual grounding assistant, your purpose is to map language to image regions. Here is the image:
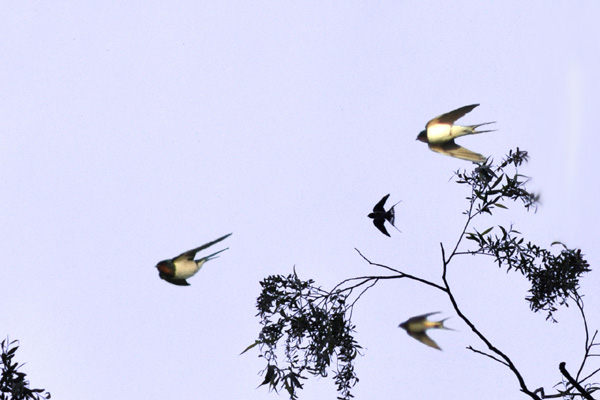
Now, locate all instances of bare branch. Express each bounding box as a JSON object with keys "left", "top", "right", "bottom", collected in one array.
[
  {"left": 581, "top": 367, "right": 600, "bottom": 385},
  {"left": 353, "top": 249, "right": 447, "bottom": 292},
  {"left": 441, "top": 240, "right": 541, "bottom": 399},
  {"left": 467, "top": 346, "right": 509, "bottom": 367},
  {"left": 354, "top": 248, "right": 403, "bottom": 274},
  {"left": 560, "top": 362, "right": 596, "bottom": 400}
]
